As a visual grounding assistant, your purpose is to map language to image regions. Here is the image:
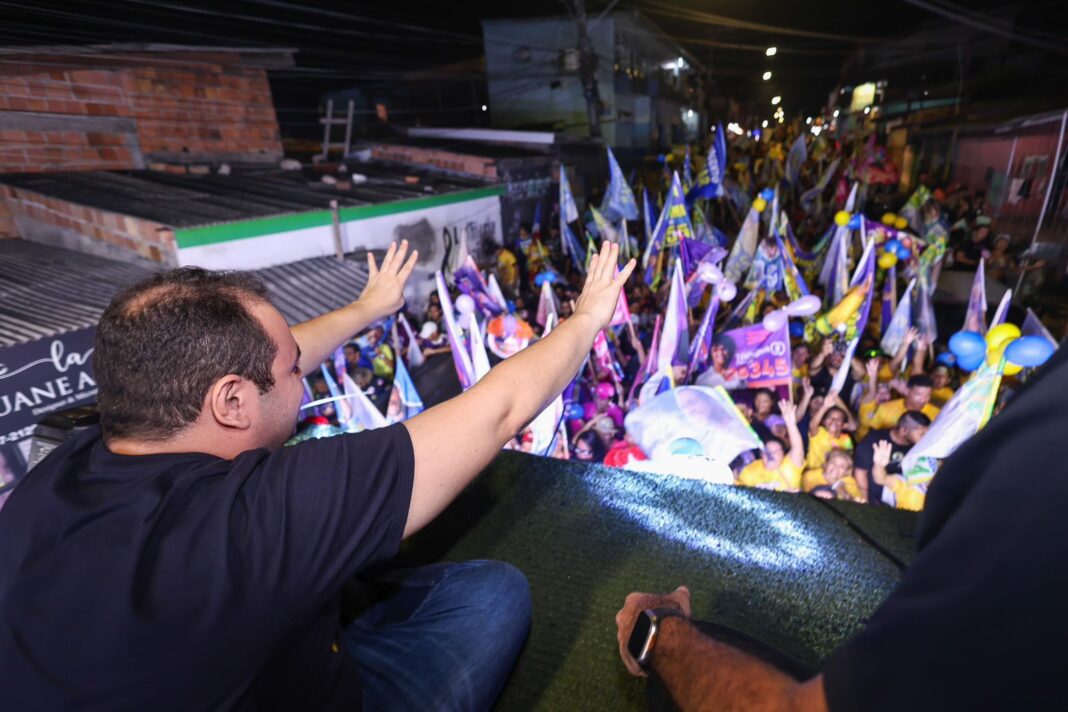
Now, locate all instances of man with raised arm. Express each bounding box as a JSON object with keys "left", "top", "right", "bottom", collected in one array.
[{"left": 0, "top": 240, "right": 634, "bottom": 711}]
